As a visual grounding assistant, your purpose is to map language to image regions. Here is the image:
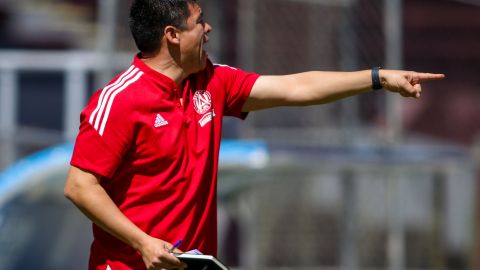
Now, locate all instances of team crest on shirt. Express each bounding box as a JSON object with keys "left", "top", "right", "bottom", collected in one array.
[
  {"left": 193, "top": 90, "right": 212, "bottom": 114},
  {"left": 193, "top": 90, "right": 215, "bottom": 127}
]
